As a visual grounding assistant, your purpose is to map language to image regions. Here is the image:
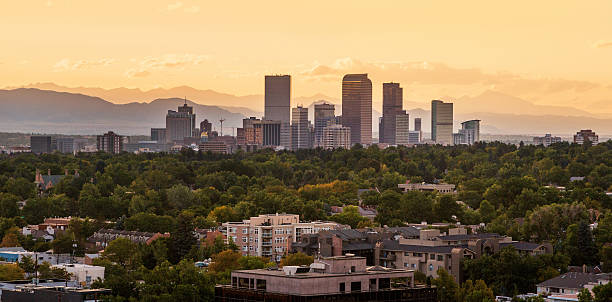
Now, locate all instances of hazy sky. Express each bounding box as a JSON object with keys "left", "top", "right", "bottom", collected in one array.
[{"left": 2, "top": 1, "right": 612, "bottom": 111}]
